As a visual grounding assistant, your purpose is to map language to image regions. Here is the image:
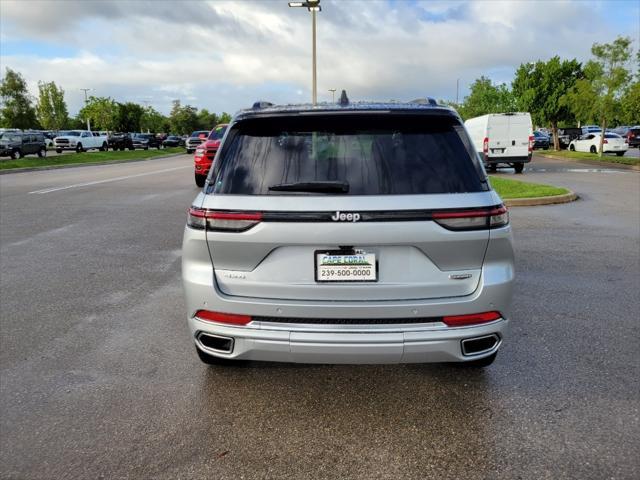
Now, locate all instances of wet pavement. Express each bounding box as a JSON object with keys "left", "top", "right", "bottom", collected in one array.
[{"left": 1, "top": 155, "right": 638, "bottom": 479}]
